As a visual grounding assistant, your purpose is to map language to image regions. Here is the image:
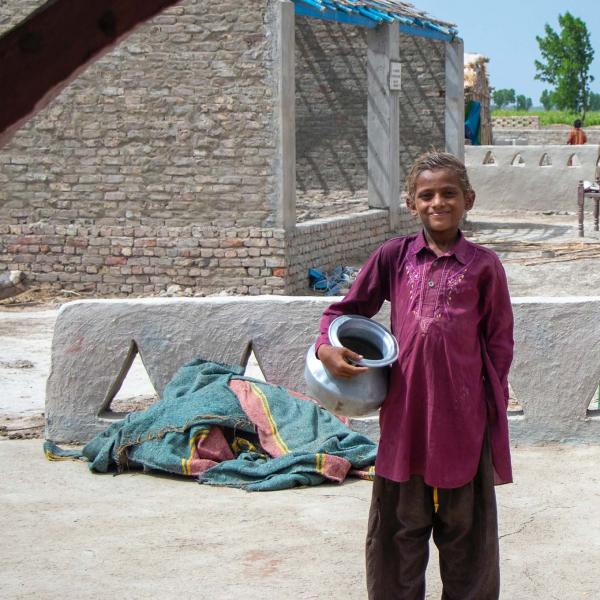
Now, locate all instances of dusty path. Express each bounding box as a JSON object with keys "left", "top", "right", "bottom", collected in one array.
[{"left": 1, "top": 439, "right": 599, "bottom": 599}]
